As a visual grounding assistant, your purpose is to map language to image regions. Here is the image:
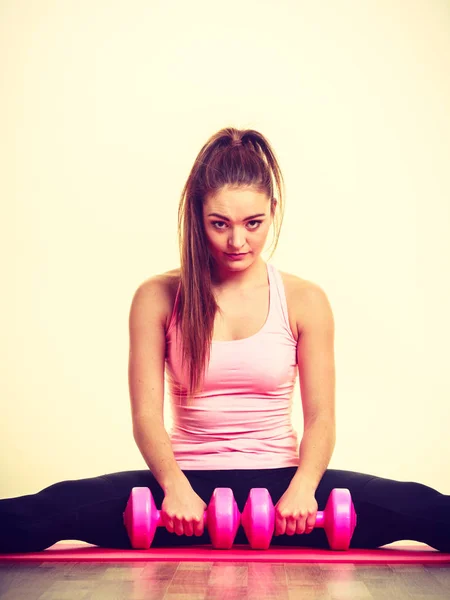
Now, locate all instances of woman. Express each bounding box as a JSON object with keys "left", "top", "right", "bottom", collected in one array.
[{"left": 1, "top": 127, "right": 449, "bottom": 553}]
